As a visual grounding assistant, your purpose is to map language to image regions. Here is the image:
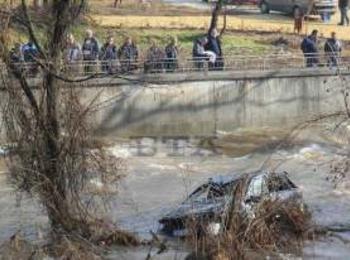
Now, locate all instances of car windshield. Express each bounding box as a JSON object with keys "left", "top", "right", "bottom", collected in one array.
[
  {"left": 208, "top": 184, "right": 226, "bottom": 199},
  {"left": 187, "top": 182, "right": 232, "bottom": 203}
]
